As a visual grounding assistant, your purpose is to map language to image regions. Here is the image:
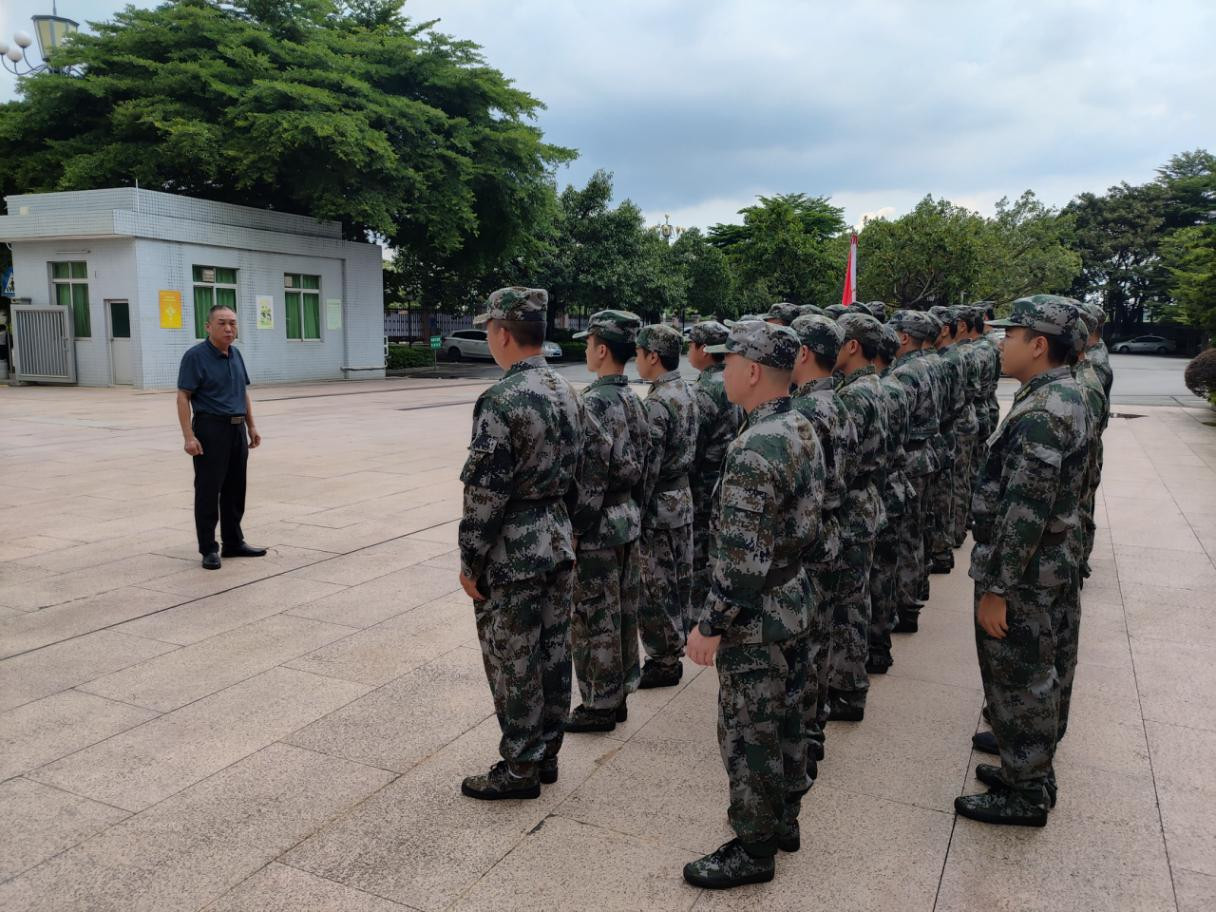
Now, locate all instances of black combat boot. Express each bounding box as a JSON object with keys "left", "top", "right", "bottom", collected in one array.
[
  {"left": 971, "top": 730, "right": 999, "bottom": 755},
  {"left": 683, "top": 839, "right": 776, "bottom": 888},
  {"left": 866, "top": 652, "right": 893, "bottom": 675},
  {"left": 638, "top": 660, "right": 682, "bottom": 689},
  {"left": 460, "top": 761, "right": 540, "bottom": 800},
  {"left": 539, "top": 757, "right": 559, "bottom": 785},
  {"left": 955, "top": 786, "right": 1049, "bottom": 827},
  {"left": 893, "top": 610, "right": 920, "bottom": 634},
  {"left": 828, "top": 690, "right": 865, "bottom": 723},
  {"left": 564, "top": 705, "right": 617, "bottom": 733},
  {"left": 974, "top": 764, "right": 1058, "bottom": 808}
]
